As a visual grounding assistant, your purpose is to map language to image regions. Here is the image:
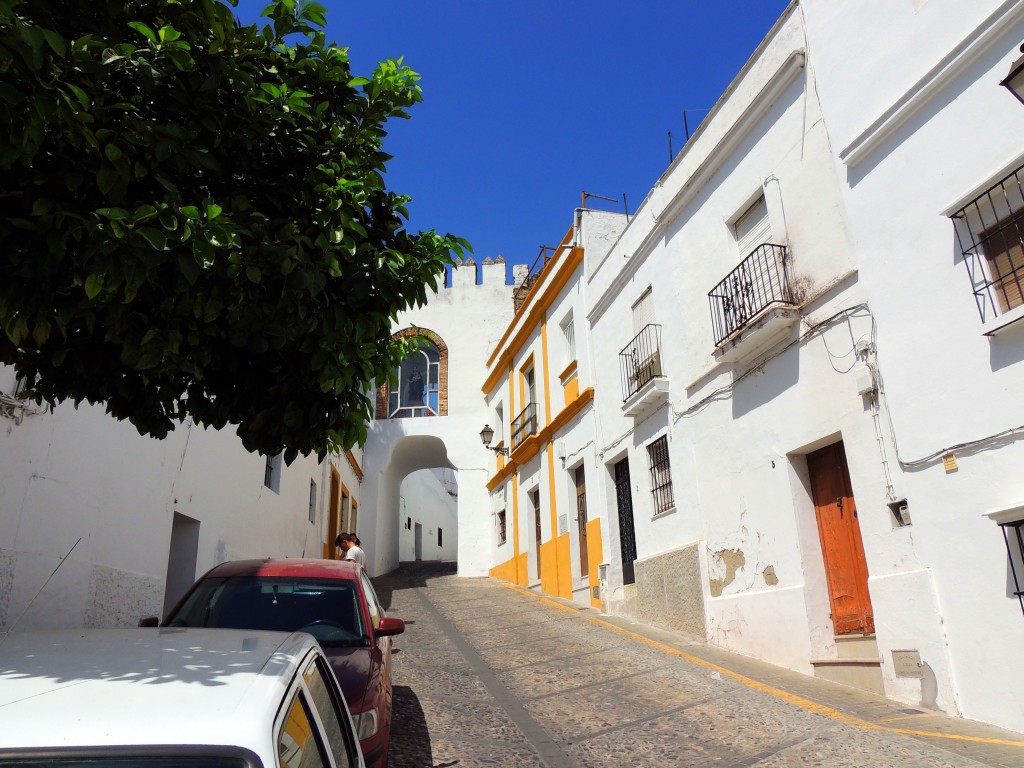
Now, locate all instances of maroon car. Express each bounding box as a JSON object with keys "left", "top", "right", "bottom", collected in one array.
[{"left": 159, "top": 558, "right": 404, "bottom": 768}]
